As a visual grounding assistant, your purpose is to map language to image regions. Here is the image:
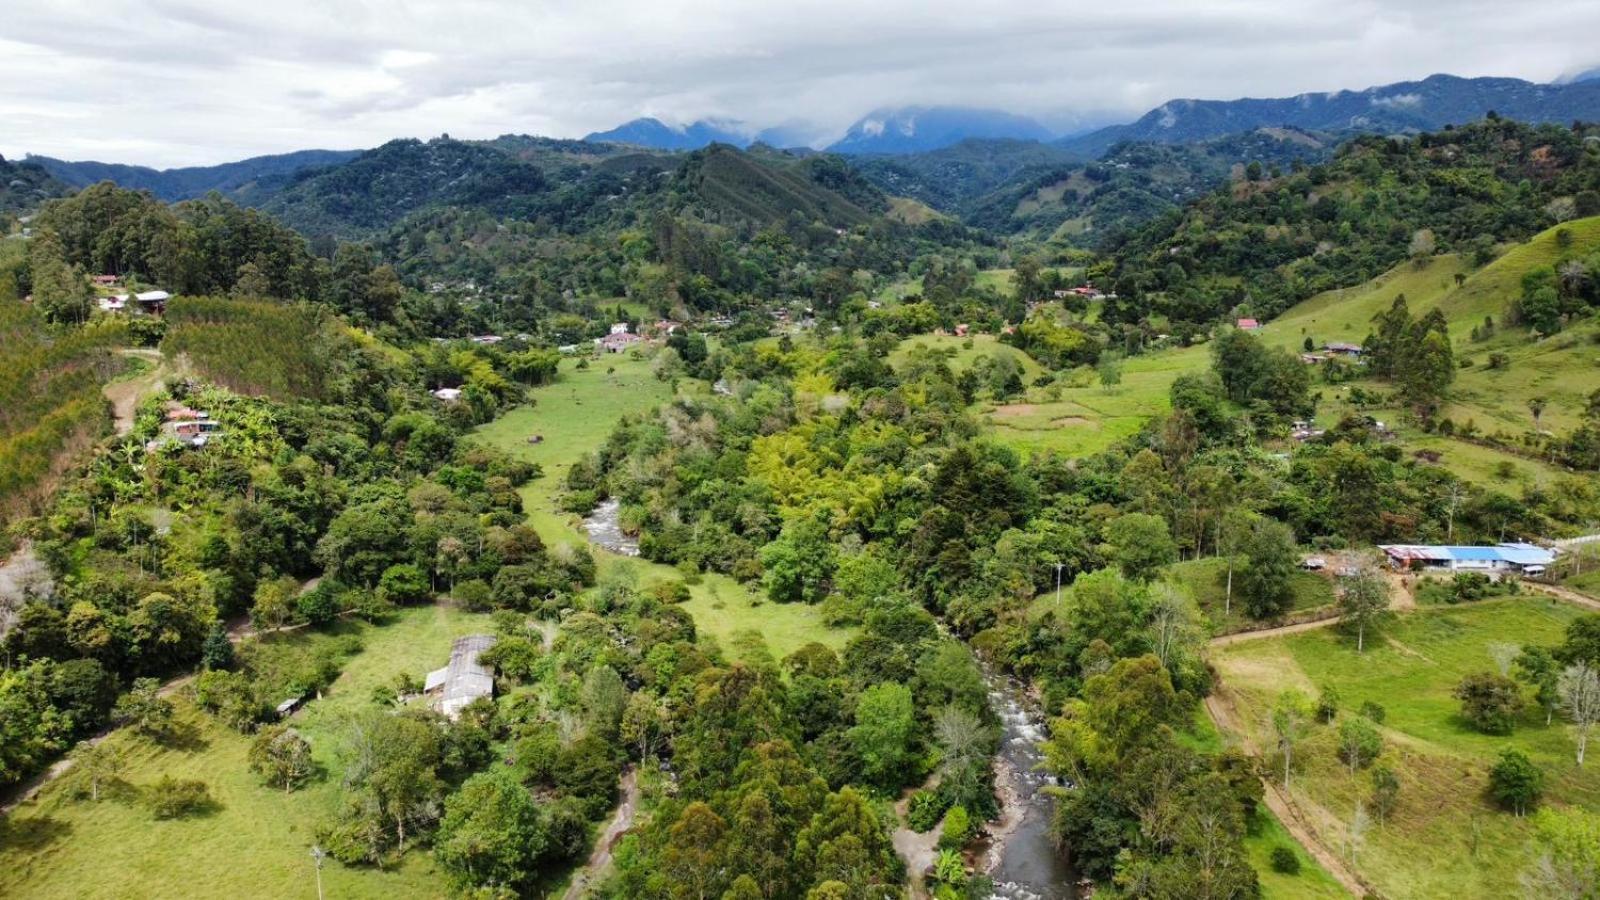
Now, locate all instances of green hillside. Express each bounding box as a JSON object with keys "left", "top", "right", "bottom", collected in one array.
[
  {"left": 676, "top": 145, "right": 886, "bottom": 228},
  {"left": 1106, "top": 118, "right": 1600, "bottom": 330}
]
